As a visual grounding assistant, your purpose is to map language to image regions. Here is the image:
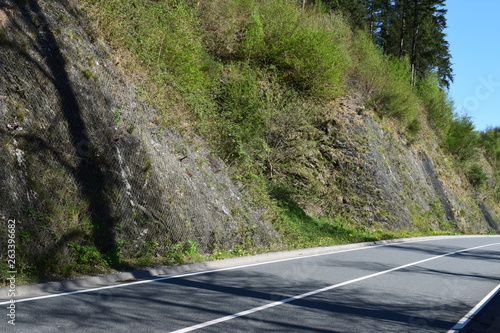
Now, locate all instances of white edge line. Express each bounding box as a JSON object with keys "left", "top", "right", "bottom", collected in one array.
[
  {"left": 1, "top": 236, "right": 453, "bottom": 305},
  {"left": 0, "top": 236, "right": 492, "bottom": 305},
  {"left": 170, "top": 242, "right": 500, "bottom": 333},
  {"left": 0, "top": 240, "right": 393, "bottom": 305},
  {"left": 447, "top": 283, "right": 500, "bottom": 333}
]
